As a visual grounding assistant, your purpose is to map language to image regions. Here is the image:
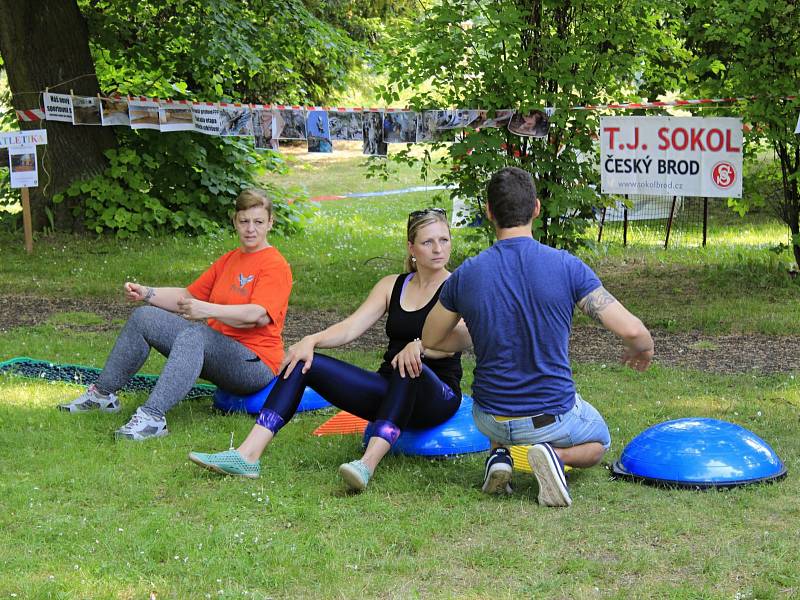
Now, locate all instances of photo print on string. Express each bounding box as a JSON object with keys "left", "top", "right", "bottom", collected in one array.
[
  {"left": 508, "top": 108, "right": 555, "bottom": 138},
  {"left": 383, "top": 111, "right": 418, "bottom": 143},
  {"left": 159, "top": 101, "right": 195, "bottom": 132},
  {"left": 362, "top": 111, "right": 387, "bottom": 156},
  {"left": 252, "top": 108, "right": 274, "bottom": 150},
  {"left": 306, "top": 110, "right": 332, "bottom": 153},
  {"left": 275, "top": 109, "right": 307, "bottom": 140},
  {"left": 328, "top": 110, "right": 363, "bottom": 141},
  {"left": 192, "top": 103, "right": 221, "bottom": 135},
  {"left": 43, "top": 92, "right": 74, "bottom": 123},
  {"left": 472, "top": 109, "right": 516, "bottom": 129},
  {"left": 9, "top": 145, "right": 38, "bottom": 188},
  {"left": 219, "top": 105, "right": 253, "bottom": 136},
  {"left": 795, "top": 113, "right": 800, "bottom": 134},
  {"left": 128, "top": 99, "right": 161, "bottom": 130},
  {"left": 71, "top": 96, "right": 102, "bottom": 125},
  {"left": 100, "top": 97, "right": 130, "bottom": 126}
]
